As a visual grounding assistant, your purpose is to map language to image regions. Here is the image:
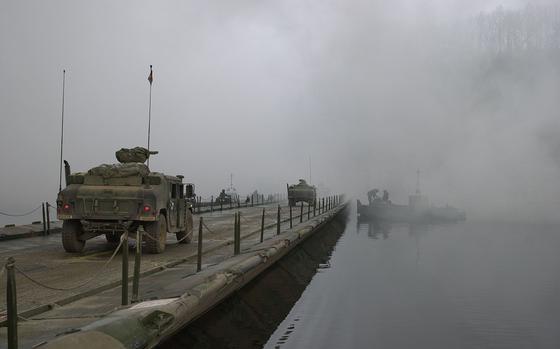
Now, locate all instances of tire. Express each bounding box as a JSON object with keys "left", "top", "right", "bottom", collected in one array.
[
  {"left": 105, "top": 232, "right": 120, "bottom": 243},
  {"left": 176, "top": 209, "right": 193, "bottom": 244},
  {"left": 144, "top": 214, "right": 167, "bottom": 254},
  {"left": 62, "top": 220, "right": 85, "bottom": 253}
]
